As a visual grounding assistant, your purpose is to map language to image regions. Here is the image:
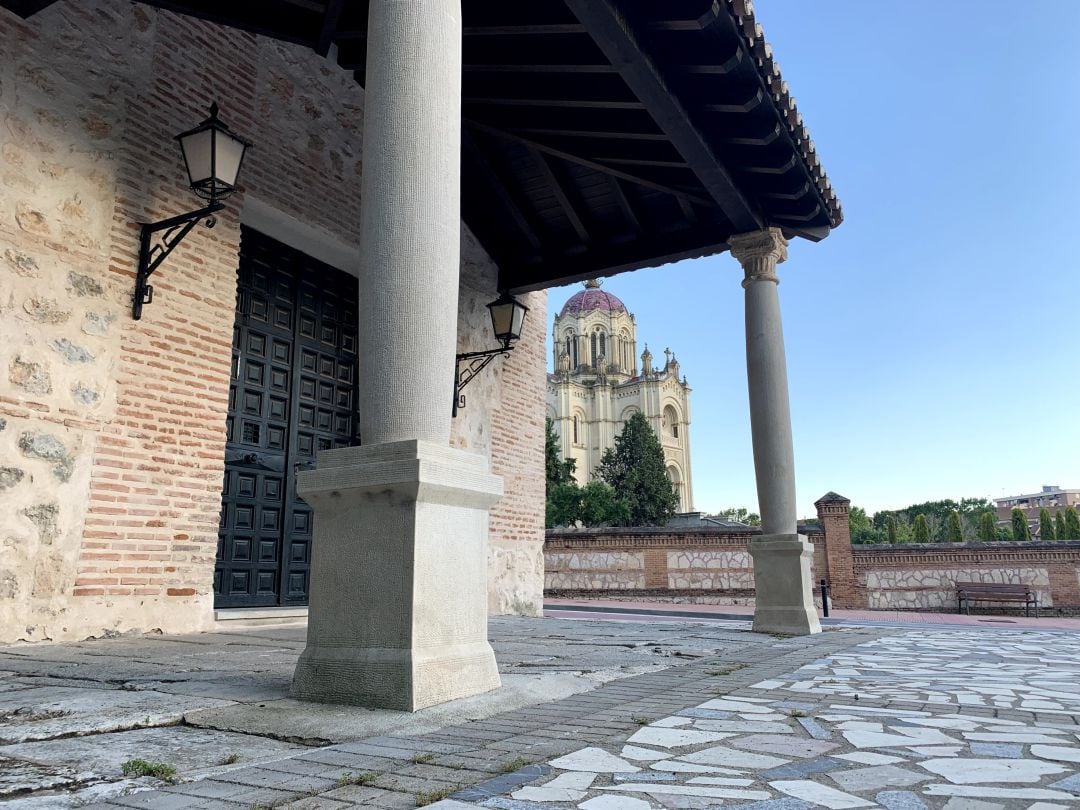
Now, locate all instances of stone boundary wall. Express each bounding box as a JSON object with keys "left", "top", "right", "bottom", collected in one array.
[
  {"left": 853, "top": 542, "right": 1080, "bottom": 612},
  {"left": 544, "top": 526, "right": 827, "bottom": 607},
  {"left": 543, "top": 493, "right": 1080, "bottom": 614}
]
